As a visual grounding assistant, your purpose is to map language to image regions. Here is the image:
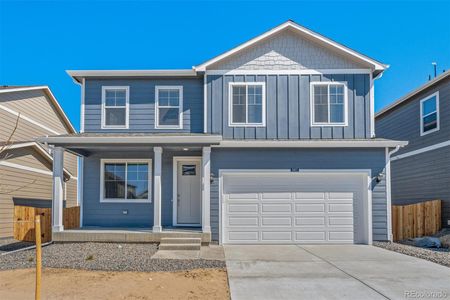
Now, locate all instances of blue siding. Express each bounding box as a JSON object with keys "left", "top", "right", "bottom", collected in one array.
[
  {"left": 84, "top": 78, "right": 203, "bottom": 133},
  {"left": 210, "top": 148, "right": 388, "bottom": 241},
  {"left": 206, "top": 73, "right": 371, "bottom": 139},
  {"left": 82, "top": 150, "right": 202, "bottom": 228}
]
